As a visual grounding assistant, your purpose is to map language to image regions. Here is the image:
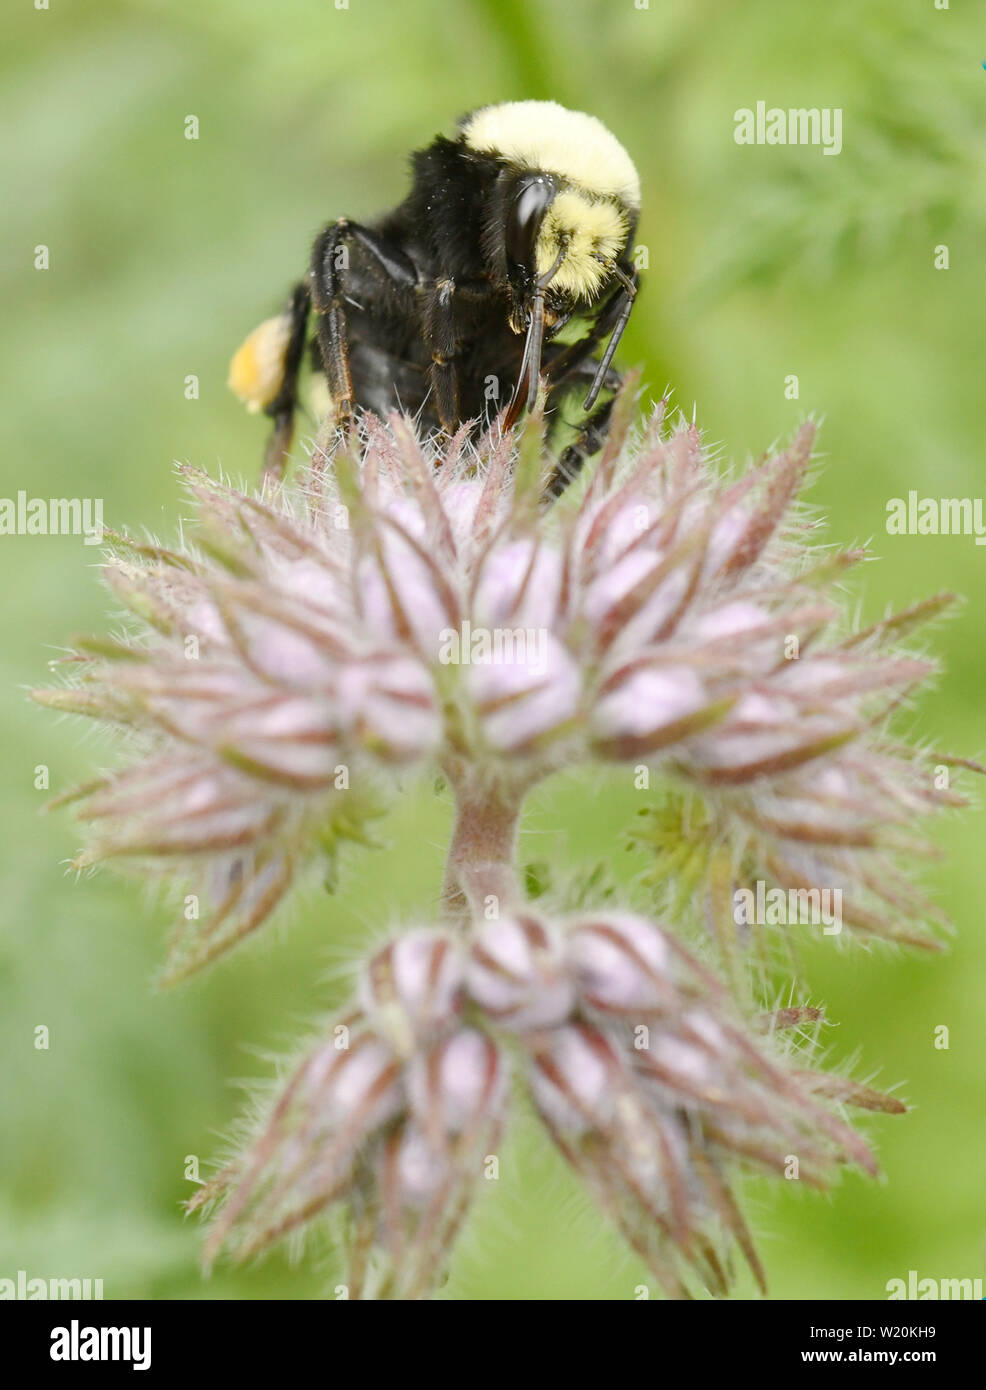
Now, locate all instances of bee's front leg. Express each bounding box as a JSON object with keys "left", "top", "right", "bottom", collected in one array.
[{"left": 541, "top": 377, "right": 622, "bottom": 501}]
